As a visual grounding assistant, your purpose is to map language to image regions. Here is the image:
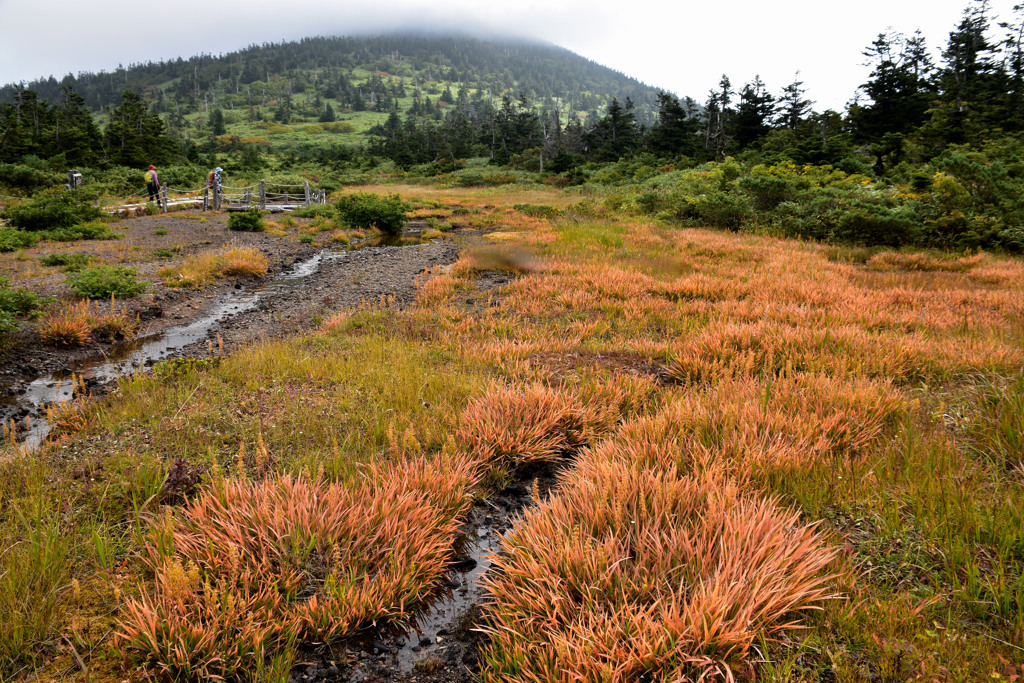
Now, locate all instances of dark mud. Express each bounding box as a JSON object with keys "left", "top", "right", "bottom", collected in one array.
[{"left": 289, "top": 464, "right": 560, "bottom": 683}]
